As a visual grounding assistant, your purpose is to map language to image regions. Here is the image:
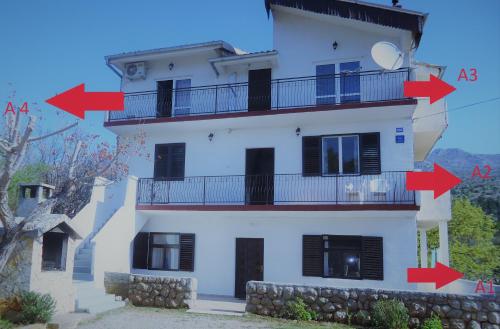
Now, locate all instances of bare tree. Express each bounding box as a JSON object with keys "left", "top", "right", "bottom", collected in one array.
[{"left": 0, "top": 99, "right": 146, "bottom": 273}]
